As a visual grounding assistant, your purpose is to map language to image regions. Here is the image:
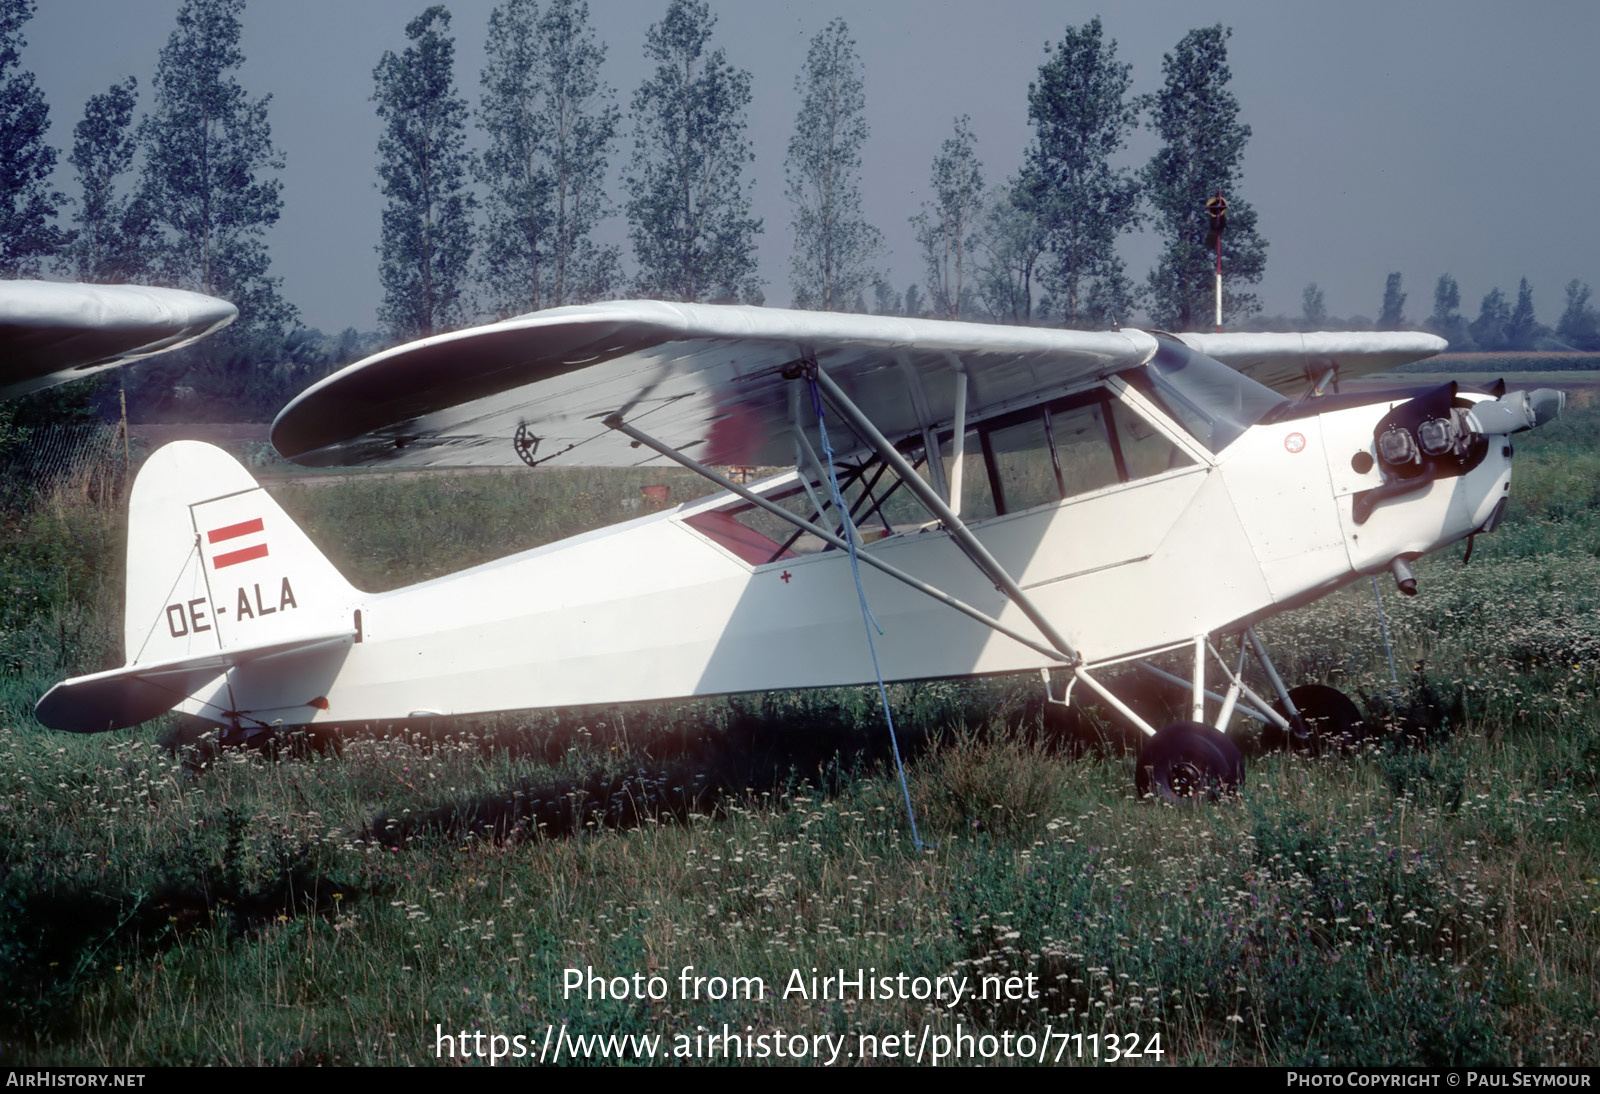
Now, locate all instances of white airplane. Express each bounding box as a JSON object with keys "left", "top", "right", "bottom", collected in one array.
[
  {"left": 33, "top": 301, "right": 1563, "bottom": 799},
  {"left": 0, "top": 280, "right": 237, "bottom": 400}
]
